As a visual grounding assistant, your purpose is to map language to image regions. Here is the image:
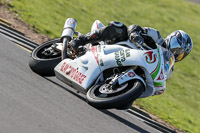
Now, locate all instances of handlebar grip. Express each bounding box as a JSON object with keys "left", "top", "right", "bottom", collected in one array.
[{"left": 61, "top": 18, "right": 77, "bottom": 41}]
